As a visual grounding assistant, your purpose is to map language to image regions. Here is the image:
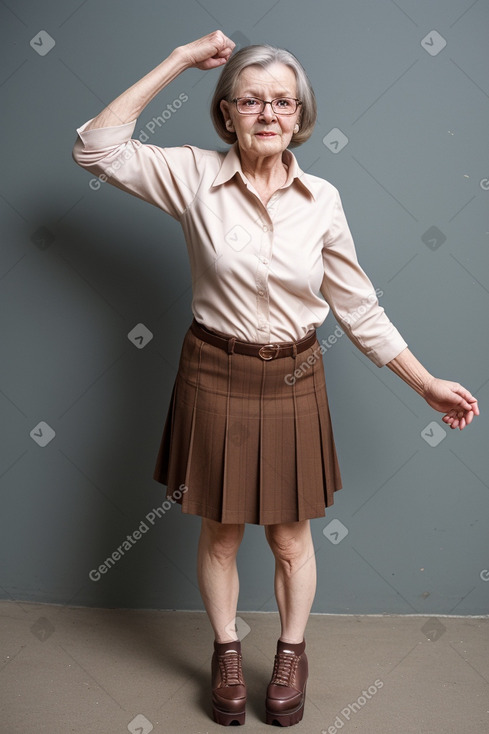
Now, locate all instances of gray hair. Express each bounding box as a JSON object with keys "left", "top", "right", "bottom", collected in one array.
[{"left": 210, "top": 44, "right": 317, "bottom": 148}]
